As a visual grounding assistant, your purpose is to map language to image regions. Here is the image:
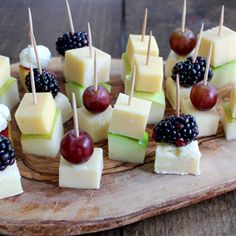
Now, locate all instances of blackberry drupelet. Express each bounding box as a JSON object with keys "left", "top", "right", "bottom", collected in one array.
[
  {"left": 171, "top": 56, "right": 214, "bottom": 88},
  {"left": 153, "top": 114, "right": 199, "bottom": 147},
  {"left": 56, "top": 32, "right": 89, "bottom": 56},
  {"left": 25, "top": 68, "right": 60, "bottom": 98},
  {"left": 0, "top": 135, "right": 15, "bottom": 171}
]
